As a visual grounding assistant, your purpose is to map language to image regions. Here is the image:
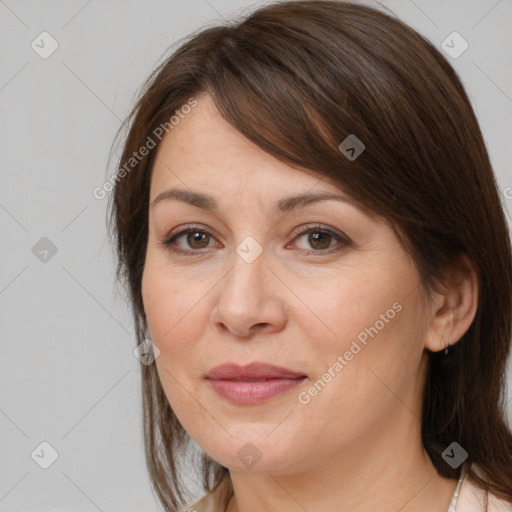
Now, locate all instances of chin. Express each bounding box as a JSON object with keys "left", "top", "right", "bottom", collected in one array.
[{"left": 199, "top": 436, "right": 305, "bottom": 475}]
